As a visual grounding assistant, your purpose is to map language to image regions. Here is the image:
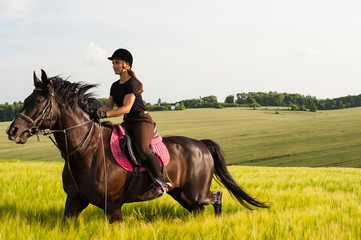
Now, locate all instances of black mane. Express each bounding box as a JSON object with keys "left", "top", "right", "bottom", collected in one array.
[{"left": 49, "top": 76, "right": 99, "bottom": 113}]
